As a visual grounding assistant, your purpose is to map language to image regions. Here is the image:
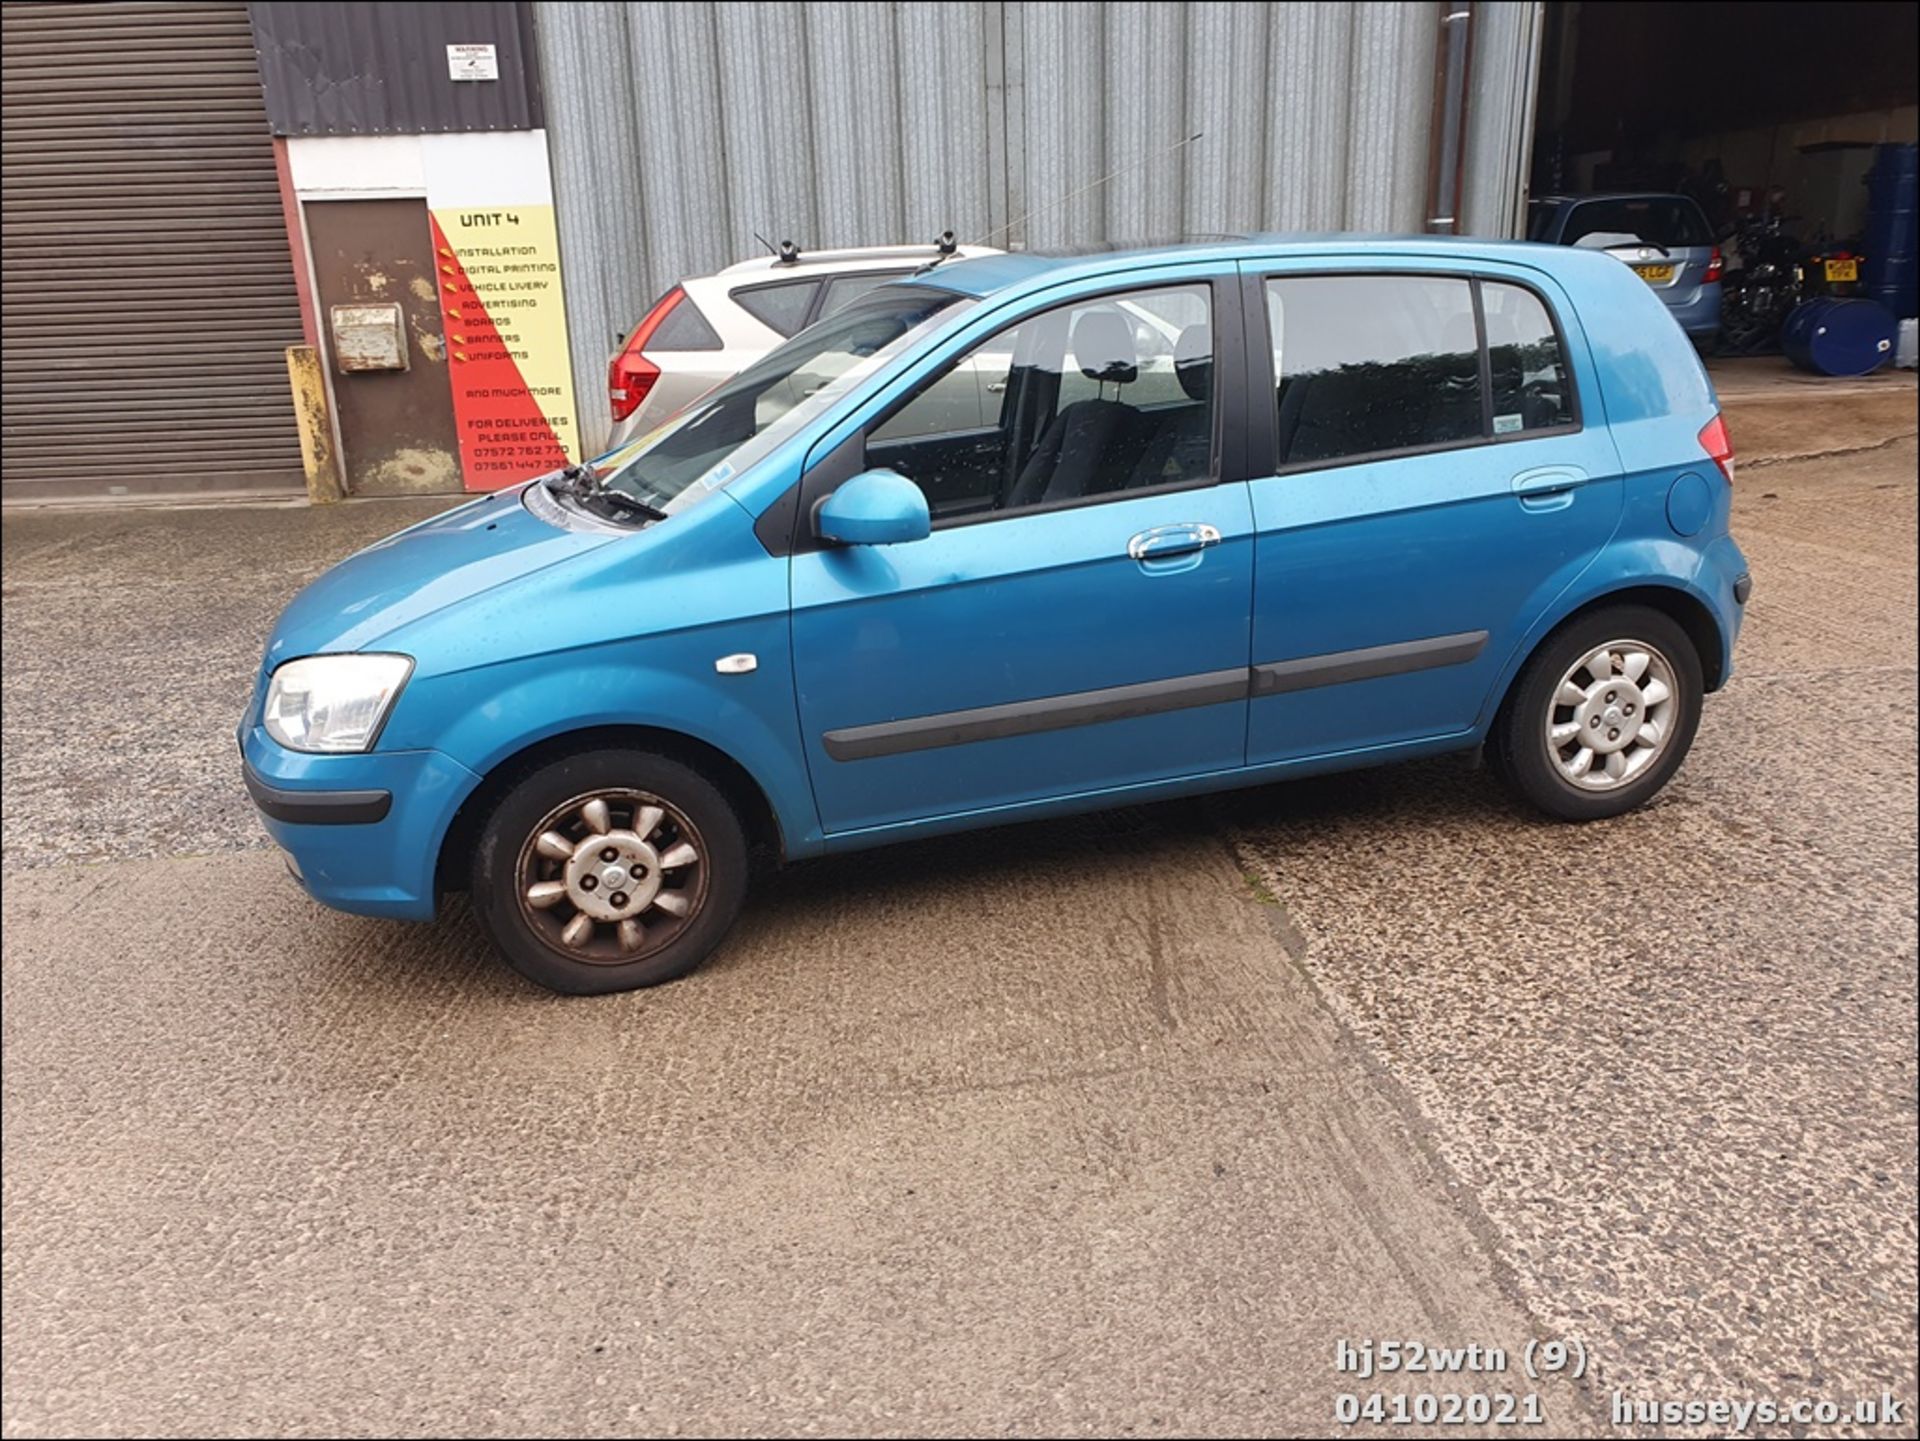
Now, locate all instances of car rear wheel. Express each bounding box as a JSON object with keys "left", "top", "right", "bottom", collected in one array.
[
  {"left": 1493, "top": 605, "right": 1705, "bottom": 821},
  {"left": 470, "top": 748, "right": 748, "bottom": 995}
]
